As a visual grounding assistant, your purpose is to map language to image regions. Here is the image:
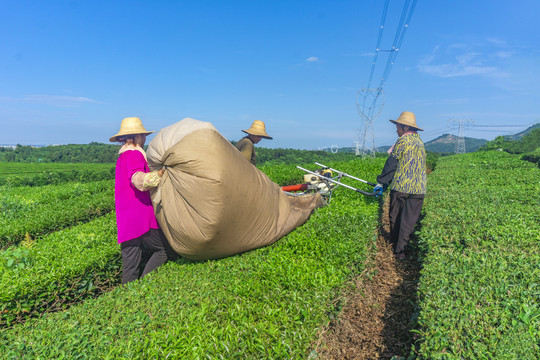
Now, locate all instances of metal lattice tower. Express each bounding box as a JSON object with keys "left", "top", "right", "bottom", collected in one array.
[
  {"left": 356, "top": 88, "right": 385, "bottom": 157},
  {"left": 360, "top": 118, "right": 375, "bottom": 157},
  {"left": 354, "top": 141, "right": 361, "bottom": 155},
  {"left": 448, "top": 119, "right": 474, "bottom": 154}
]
